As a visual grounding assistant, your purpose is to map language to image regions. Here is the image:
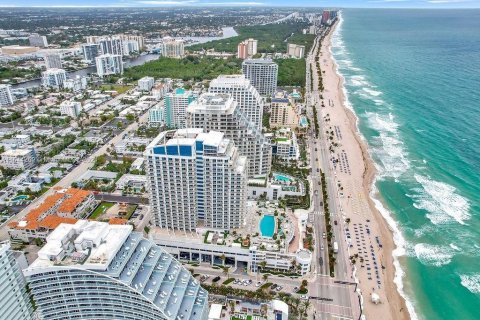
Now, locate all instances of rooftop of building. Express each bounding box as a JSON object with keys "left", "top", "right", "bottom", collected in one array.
[
  {"left": 8, "top": 188, "right": 93, "bottom": 231},
  {"left": 242, "top": 58, "right": 277, "bottom": 65},
  {"left": 29, "top": 220, "right": 133, "bottom": 270},
  {"left": 187, "top": 93, "right": 235, "bottom": 113},
  {"left": 1, "top": 148, "right": 34, "bottom": 156},
  {"left": 148, "top": 128, "right": 230, "bottom": 154}
]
